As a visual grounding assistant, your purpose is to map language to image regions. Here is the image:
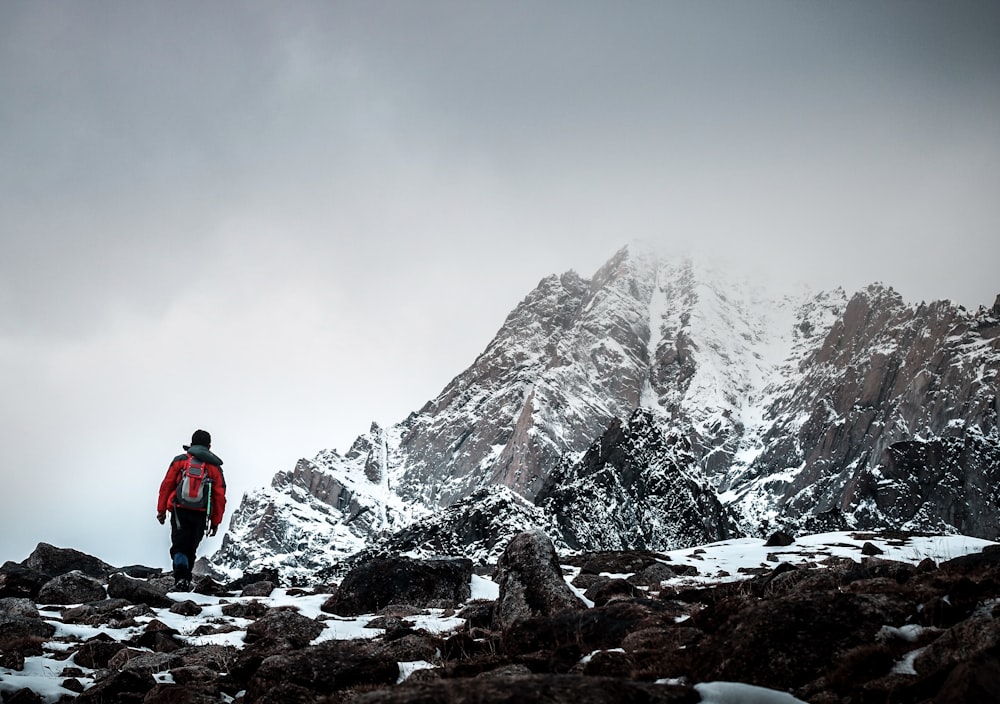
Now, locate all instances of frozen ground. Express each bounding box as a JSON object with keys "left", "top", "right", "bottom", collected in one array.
[{"left": 2, "top": 531, "right": 994, "bottom": 702}]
